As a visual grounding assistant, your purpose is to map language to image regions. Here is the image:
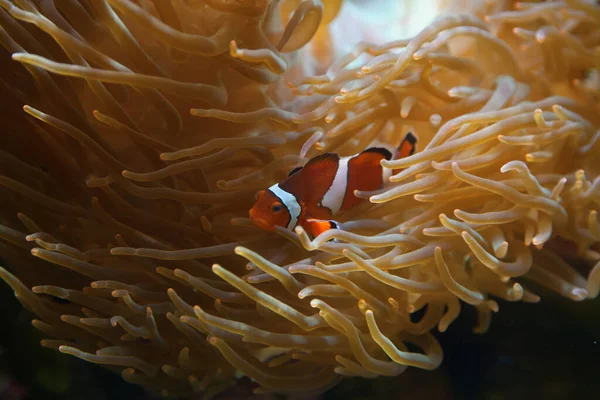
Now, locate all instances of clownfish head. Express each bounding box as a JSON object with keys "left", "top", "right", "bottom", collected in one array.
[{"left": 249, "top": 189, "right": 291, "bottom": 231}]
